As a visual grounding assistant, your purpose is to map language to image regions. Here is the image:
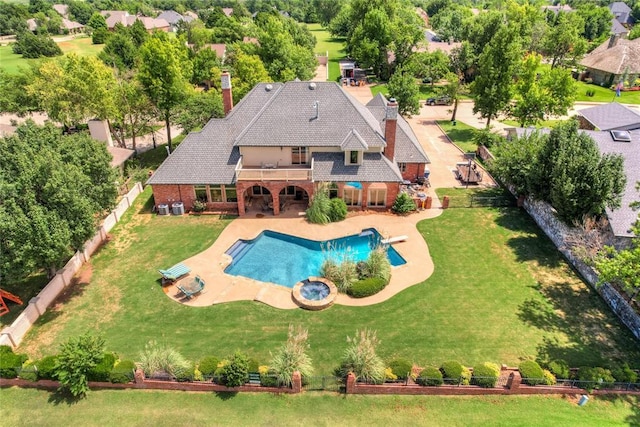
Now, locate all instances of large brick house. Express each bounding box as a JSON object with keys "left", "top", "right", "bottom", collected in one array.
[{"left": 148, "top": 74, "right": 430, "bottom": 215}]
